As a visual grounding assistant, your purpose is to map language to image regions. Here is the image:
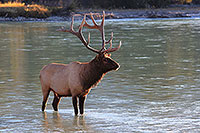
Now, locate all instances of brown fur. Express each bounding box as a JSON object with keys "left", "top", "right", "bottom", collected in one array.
[
  {"left": 40, "top": 53, "right": 119, "bottom": 115},
  {"left": 80, "top": 58, "right": 104, "bottom": 91},
  {"left": 80, "top": 54, "right": 119, "bottom": 91}
]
